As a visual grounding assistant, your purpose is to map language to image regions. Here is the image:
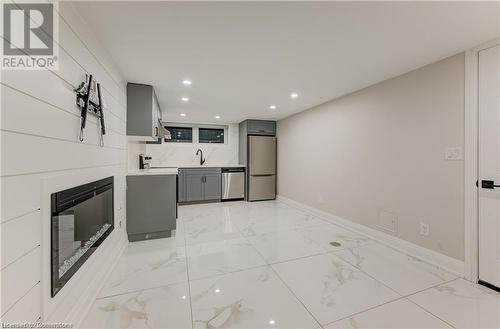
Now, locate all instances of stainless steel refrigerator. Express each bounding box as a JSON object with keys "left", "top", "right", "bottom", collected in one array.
[{"left": 247, "top": 135, "right": 276, "bottom": 201}]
